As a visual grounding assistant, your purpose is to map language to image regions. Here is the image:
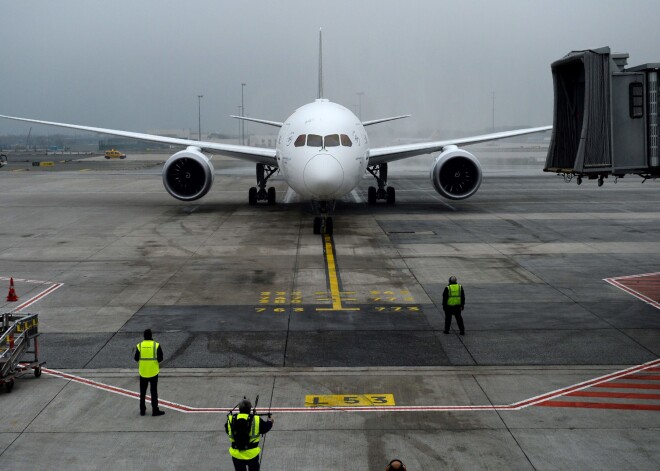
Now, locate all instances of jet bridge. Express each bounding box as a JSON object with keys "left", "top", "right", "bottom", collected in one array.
[{"left": 545, "top": 47, "right": 659, "bottom": 185}]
